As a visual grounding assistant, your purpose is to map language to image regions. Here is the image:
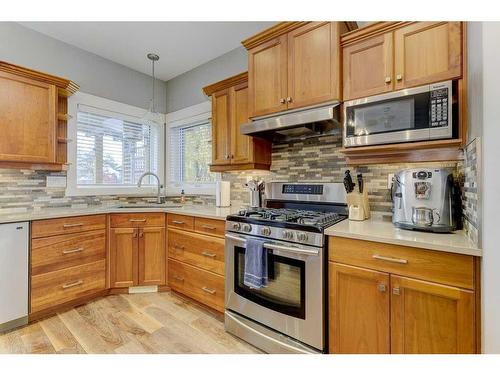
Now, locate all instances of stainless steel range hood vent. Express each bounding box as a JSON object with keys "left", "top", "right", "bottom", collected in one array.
[{"left": 240, "top": 101, "right": 341, "bottom": 143}]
